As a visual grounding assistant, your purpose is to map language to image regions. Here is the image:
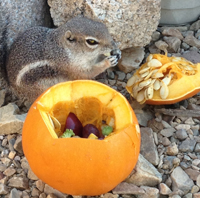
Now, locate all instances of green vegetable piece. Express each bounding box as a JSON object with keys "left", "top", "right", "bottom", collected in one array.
[
  {"left": 102, "top": 125, "right": 113, "bottom": 136},
  {"left": 61, "top": 129, "right": 75, "bottom": 138}
]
